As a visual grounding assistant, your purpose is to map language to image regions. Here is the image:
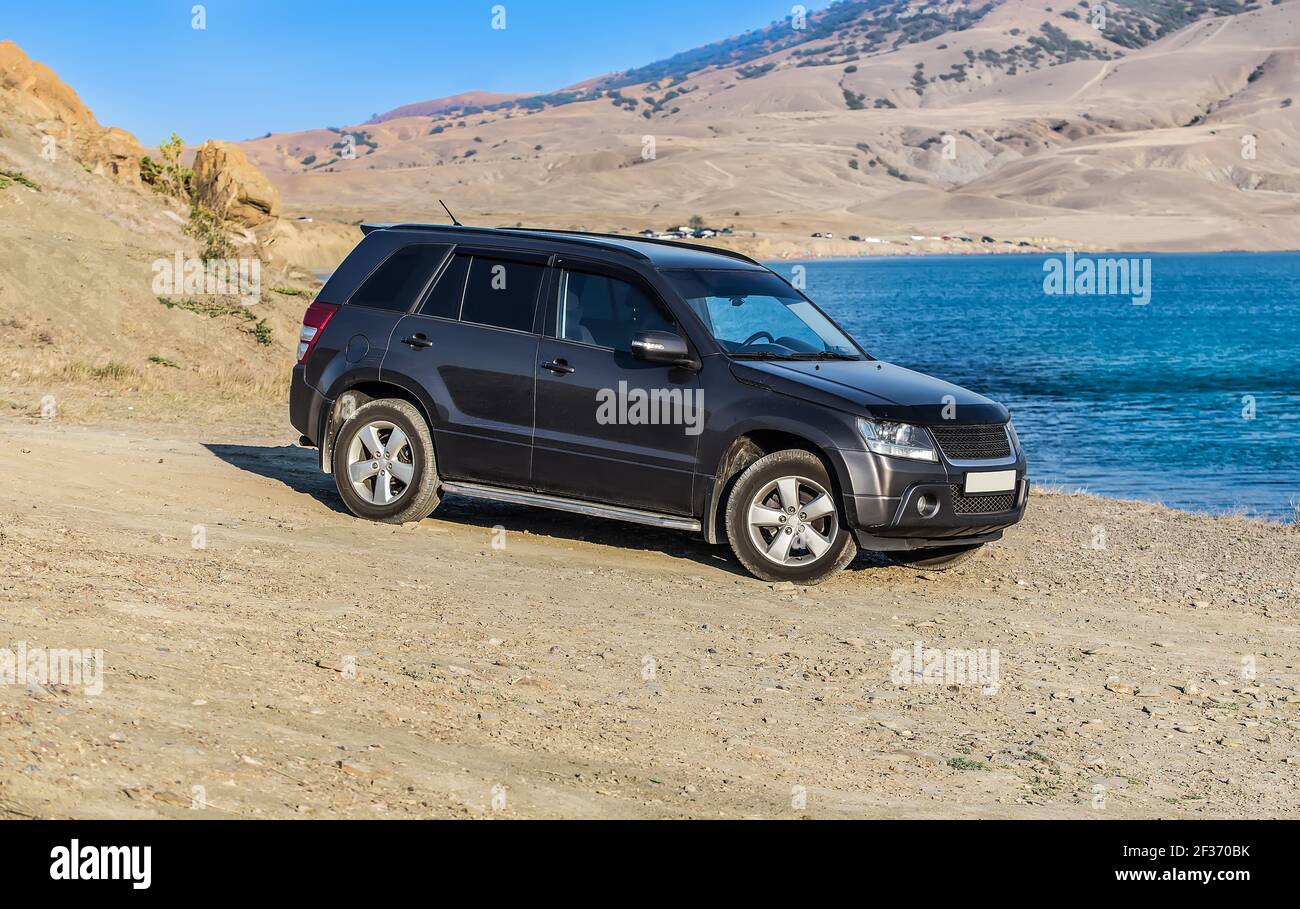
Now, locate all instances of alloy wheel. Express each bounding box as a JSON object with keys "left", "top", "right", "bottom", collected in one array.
[
  {"left": 345, "top": 420, "right": 415, "bottom": 506},
  {"left": 746, "top": 475, "right": 839, "bottom": 567}
]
